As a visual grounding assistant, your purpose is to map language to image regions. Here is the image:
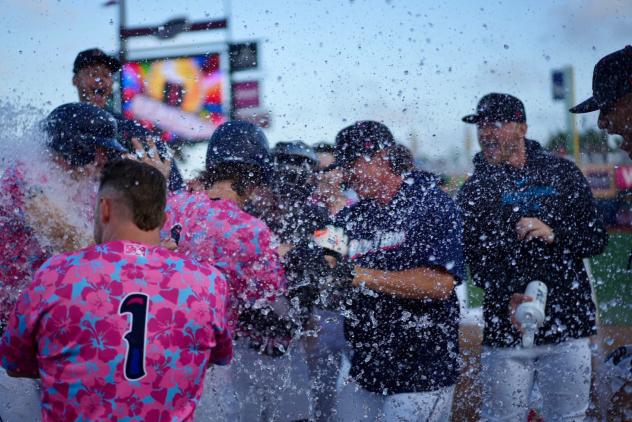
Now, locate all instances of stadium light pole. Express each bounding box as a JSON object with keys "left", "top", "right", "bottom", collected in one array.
[
  {"left": 118, "top": 0, "right": 127, "bottom": 64},
  {"left": 223, "top": 0, "right": 236, "bottom": 120},
  {"left": 565, "top": 66, "right": 581, "bottom": 165}
]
